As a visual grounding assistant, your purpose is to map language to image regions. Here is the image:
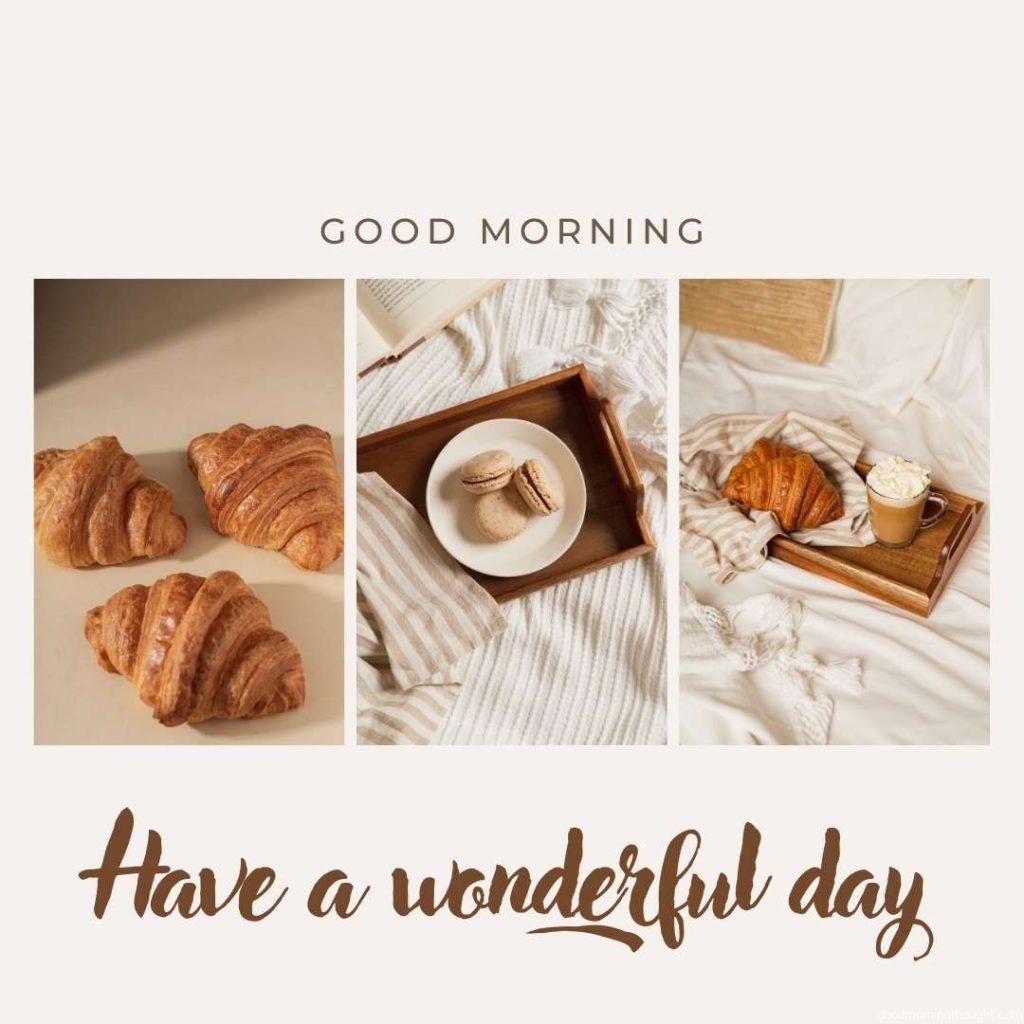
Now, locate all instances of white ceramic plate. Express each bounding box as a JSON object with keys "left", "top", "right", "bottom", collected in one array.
[{"left": 426, "top": 418, "right": 587, "bottom": 577}]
